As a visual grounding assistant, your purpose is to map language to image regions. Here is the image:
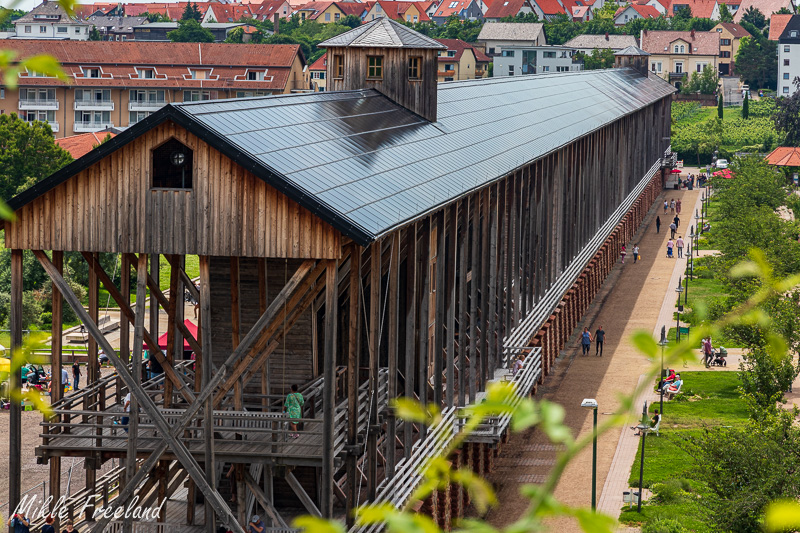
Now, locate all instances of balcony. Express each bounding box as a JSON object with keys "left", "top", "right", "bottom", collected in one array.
[
  {"left": 74, "top": 99, "right": 114, "bottom": 111},
  {"left": 475, "top": 68, "right": 486, "bottom": 77},
  {"left": 669, "top": 71, "right": 686, "bottom": 80},
  {"left": 74, "top": 121, "right": 114, "bottom": 133},
  {"left": 438, "top": 69, "right": 455, "bottom": 77},
  {"left": 128, "top": 100, "right": 166, "bottom": 112},
  {"left": 47, "top": 121, "right": 59, "bottom": 133},
  {"left": 18, "top": 99, "right": 59, "bottom": 110}
]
